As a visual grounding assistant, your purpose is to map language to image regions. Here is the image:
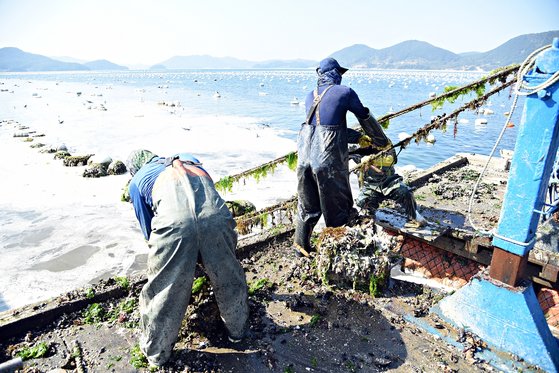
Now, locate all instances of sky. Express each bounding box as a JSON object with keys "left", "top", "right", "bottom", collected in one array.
[{"left": 0, "top": 0, "right": 558, "bottom": 67}]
